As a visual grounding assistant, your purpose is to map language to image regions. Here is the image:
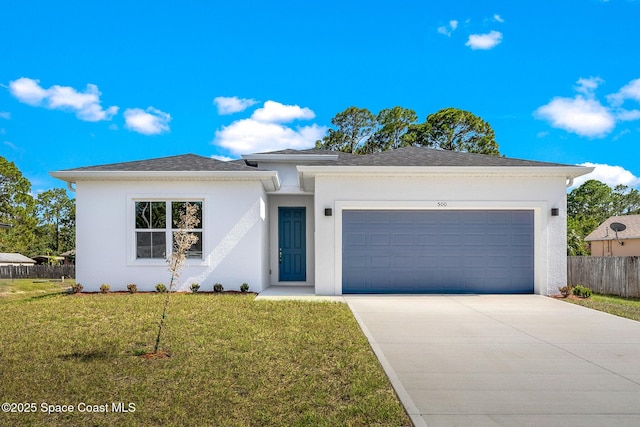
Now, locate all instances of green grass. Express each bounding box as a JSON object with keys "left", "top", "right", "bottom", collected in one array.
[
  {"left": 0, "top": 278, "right": 72, "bottom": 301},
  {"left": 0, "top": 285, "right": 410, "bottom": 426},
  {"left": 561, "top": 293, "right": 640, "bottom": 322}
]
